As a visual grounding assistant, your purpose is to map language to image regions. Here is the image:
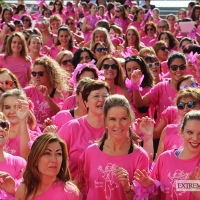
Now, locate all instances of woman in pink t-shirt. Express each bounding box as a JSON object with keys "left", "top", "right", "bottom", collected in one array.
[
  {"left": 82, "top": 3, "right": 101, "bottom": 42},
  {"left": 15, "top": 133, "right": 81, "bottom": 200},
  {"left": 0, "top": 111, "right": 26, "bottom": 200},
  {"left": 124, "top": 56, "right": 154, "bottom": 119},
  {"left": 96, "top": 55, "right": 130, "bottom": 100},
  {"left": 24, "top": 56, "right": 68, "bottom": 131},
  {"left": 49, "top": 25, "right": 78, "bottom": 60},
  {"left": 129, "top": 7, "right": 145, "bottom": 37},
  {"left": 78, "top": 94, "right": 149, "bottom": 200},
  {"left": 0, "top": 32, "right": 32, "bottom": 88},
  {"left": 131, "top": 52, "right": 187, "bottom": 123},
  {"left": 111, "top": 5, "right": 131, "bottom": 34},
  {"left": 123, "top": 26, "right": 144, "bottom": 52},
  {"left": 49, "top": 14, "right": 62, "bottom": 35},
  {"left": 156, "top": 88, "right": 200, "bottom": 160},
  {"left": 0, "top": 7, "right": 13, "bottom": 25},
  {"left": 59, "top": 80, "right": 110, "bottom": 180},
  {"left": 134, "top": 110, "right": 200, "bottom": 200},
  {"left": 52, "top": 0, "right": 66, "bottom": 24},
  {"left": 28, "top": 35, "right": 43, "bottom": 63},
  {"left": 1, "top": 89, "right": 40, "bottom": 160},
  {"left": 141, "top": 22, "right": 157, "bottom": 47}
]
